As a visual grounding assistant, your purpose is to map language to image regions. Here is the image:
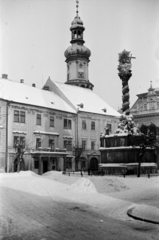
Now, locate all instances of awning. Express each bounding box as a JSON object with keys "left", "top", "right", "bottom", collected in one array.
[
  {"left": 99, "top": 163, "right": 126, "bottom": 168},
  {"left": 33, "top": 131, "right": 59, "bottom": 136}
]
